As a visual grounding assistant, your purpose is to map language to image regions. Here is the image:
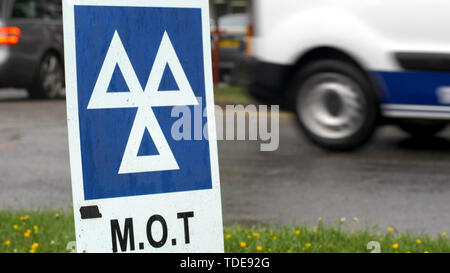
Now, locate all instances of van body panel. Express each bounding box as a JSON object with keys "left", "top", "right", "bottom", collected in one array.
[{"left": 249, "top": 0, "right": 450, "bottom": 119}]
